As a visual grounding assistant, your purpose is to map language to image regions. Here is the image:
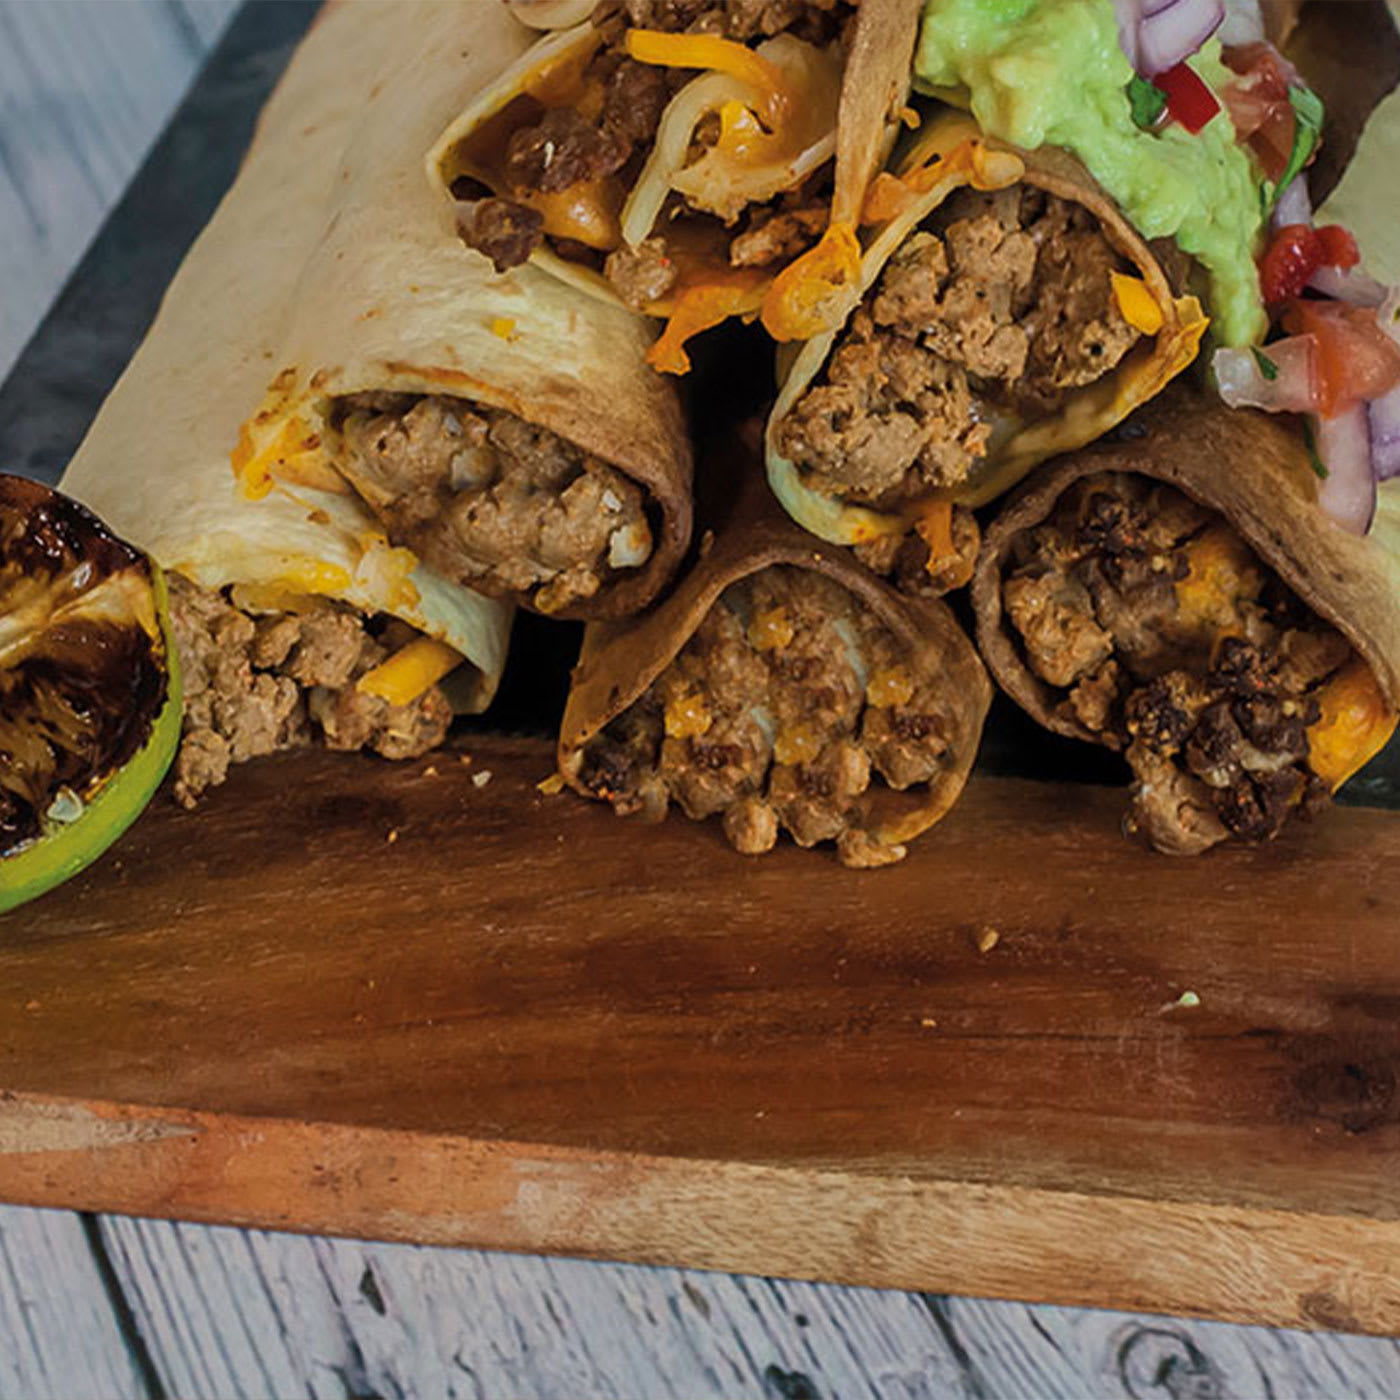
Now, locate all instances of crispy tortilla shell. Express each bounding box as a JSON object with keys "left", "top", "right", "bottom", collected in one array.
[
  {"left": 560, "top": 439, "right": 992, "bottom": 852},
  {"left": 764, "top": 110, "right": 1208, "bottom": 550},
  {"left": 972, "top": 391, "right": 1400, "bottom": 754}
]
